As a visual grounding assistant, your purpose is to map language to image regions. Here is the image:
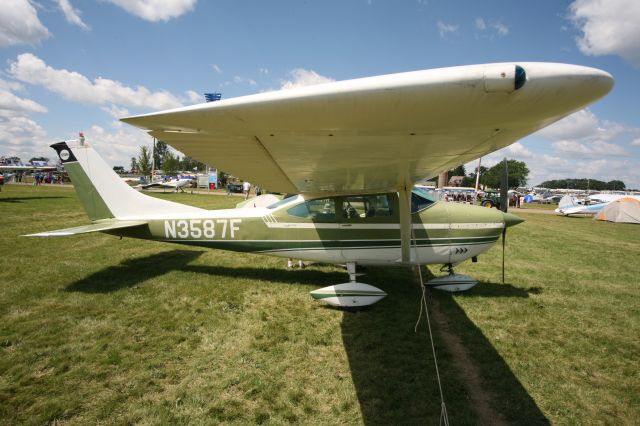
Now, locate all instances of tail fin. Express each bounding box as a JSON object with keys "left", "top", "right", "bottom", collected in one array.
[{"left": 51, "top": 140, "right": 203, "bottom": 221}]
